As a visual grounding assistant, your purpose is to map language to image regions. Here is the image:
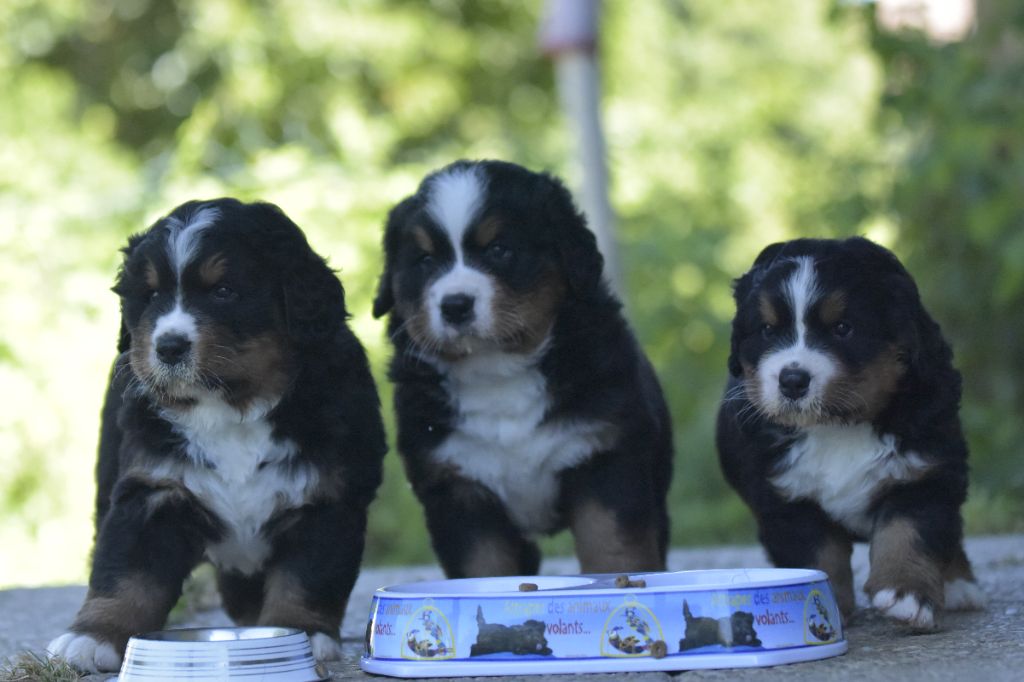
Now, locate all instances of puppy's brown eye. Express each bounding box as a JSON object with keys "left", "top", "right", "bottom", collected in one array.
[
  {"left": 833, "top": 321, "right": 853, "bottom": 338},
  {"left": 761, "top": 323, "right": 776, "bottom": 339},
  {"left": 416, "top": 253, "right": 434, "bottom": 269},
  {"left": 211, "top": 285, "right": 237, "bottom": 302},
  {"left": 485, "top": 242, "right": 512, "bottom": 264}
]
